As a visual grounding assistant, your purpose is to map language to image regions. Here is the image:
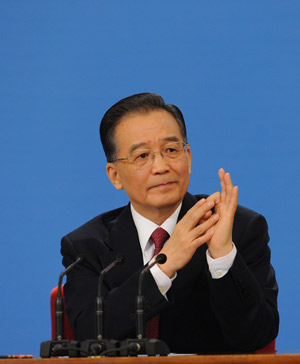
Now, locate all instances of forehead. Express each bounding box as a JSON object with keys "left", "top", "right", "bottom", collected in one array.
[{"left": 114, "top": 110, "right": 182, "bottom": 151}]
